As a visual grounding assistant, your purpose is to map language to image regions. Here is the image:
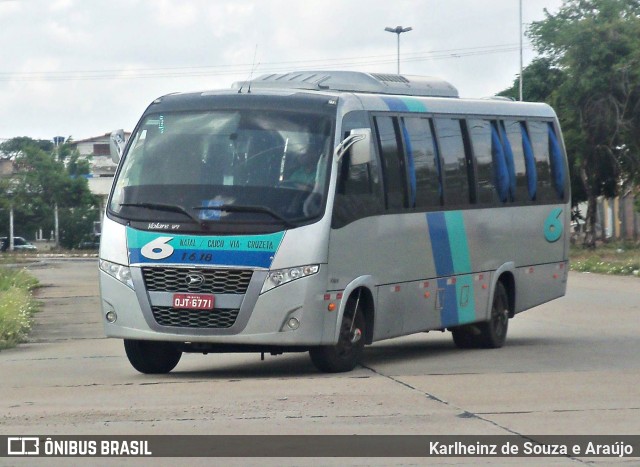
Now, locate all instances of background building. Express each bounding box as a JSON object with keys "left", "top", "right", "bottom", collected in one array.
[{"left": 71, "top": 132, "right": 130, "bottom": 237}]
